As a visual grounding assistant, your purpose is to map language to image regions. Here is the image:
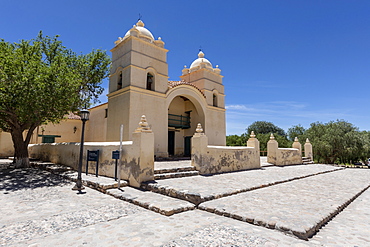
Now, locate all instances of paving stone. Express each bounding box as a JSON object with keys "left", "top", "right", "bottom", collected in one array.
[
  {"left": 143, "top": 164, "right": 342, "bottom": 204},
  {"left": 310, "top": 184, "right": 370, "bottom": 246},
  {"left": 2, "top": 160, "right": 370, "bottom": 246},
  {"left": 16, "top": 210, "right": 304, "bottom": 247},
  {"left": 106, "top": 187, "right": 195, "bottom": 216},
  {"left": 60, "top": 171, "right": 127, "bottom": 191},
  {"left": 29, "top": 161, "right": 127, "bottom": 191},
  {"left": 154, "top": 171, "right": 199, "bottom": 180},
  {"left": 0, "top": 168, "right": 145, "bottom": 247},
  {"left": 198, "top": 169, "right": 370, "bottom": 240}
]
